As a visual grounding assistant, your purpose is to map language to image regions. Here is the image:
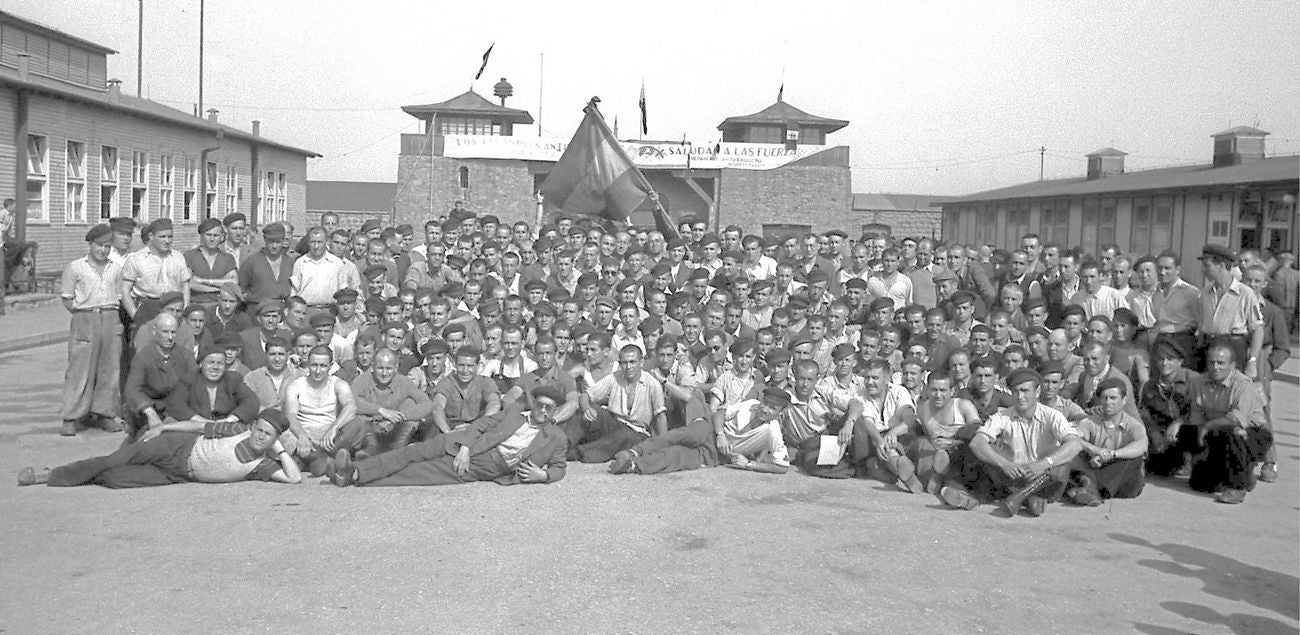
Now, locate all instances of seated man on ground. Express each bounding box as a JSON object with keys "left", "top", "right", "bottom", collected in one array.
[
  {"left": 780, "top": 360, "right": 864, "bottom": 479},
  {"left": 283, "top": 345, "right": 362, "bottom": 475},
  {"left": 911, "top": 373, "right": 981, "bottom": 494},
  {"left": 122, "top": 313, "right": 197, "bottom": 441},
  {"left": 574, "top": 345, "right": 667, "bottom": 463},
  {"left": 327, "top": 386, "right": 567, "bottom": 487},
  {"left": 857, "top": 358, "right": 924, "bottom": 493},
  {"left": 939, "top": 368, "right": 1082, "bottom": 518},
  {"left": 243, "top": 336, "right": 301, "bottom": 410},
  {"left": 348, "top": 348, "right": 434, "bottom": 458},
  {"left": 1139, "top": 339, "right": 1199, "bottom": 477},
  {"left": 1187, "top": 342, "right": 1273, "bottom": 505},
  {"left": 426, "top": 346, "right": 501, "bottom": 440},
  {"left": 609, "top": 387, "right": 793, "bottom": 475},
  {"left": 160, "top": 345, "right": 260, "bottom": 429},
  {"left": 1065, "top": 378, "right": 1148, "bottom": 506},
  {"left": 19, "top": 409, "right": 301, "bottom": 488}
]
